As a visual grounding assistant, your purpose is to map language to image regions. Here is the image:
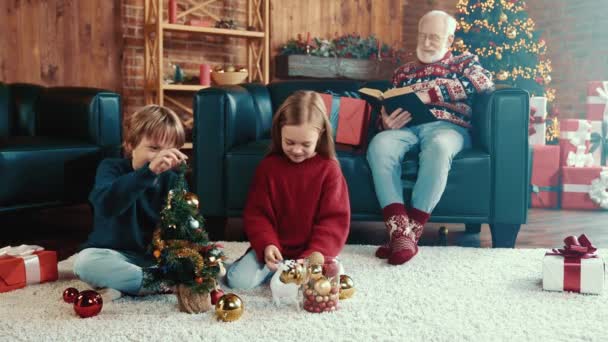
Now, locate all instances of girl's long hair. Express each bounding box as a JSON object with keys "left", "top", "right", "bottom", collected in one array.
[{"left": 269, "top": 90, "right": 336, "bottom": 159}]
